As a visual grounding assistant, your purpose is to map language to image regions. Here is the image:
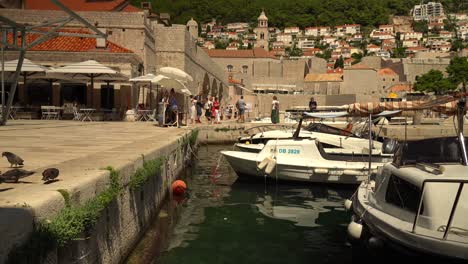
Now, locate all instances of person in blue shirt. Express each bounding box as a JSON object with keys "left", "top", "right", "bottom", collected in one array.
[{"left": 168, "top": 88, "right": 178, "bottom": 124}]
